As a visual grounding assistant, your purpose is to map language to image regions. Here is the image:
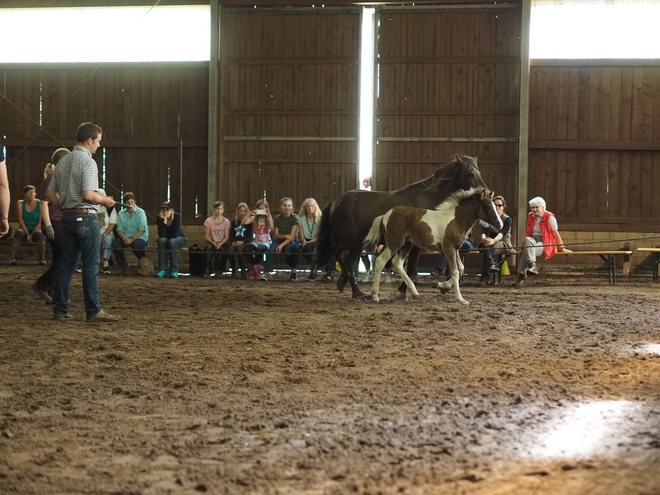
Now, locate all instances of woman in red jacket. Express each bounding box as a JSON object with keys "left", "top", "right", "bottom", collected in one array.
[{"left": 514, "top": 197, "right": 571, "bottom": 288}]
